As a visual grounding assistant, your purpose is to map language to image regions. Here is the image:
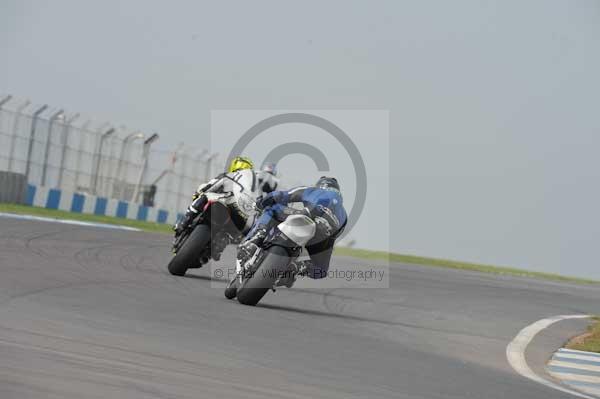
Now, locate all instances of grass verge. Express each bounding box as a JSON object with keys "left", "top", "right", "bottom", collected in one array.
[
  {"left": 333, "top": 246, "right": 600, "bottom": 285},
  {"left": 0, "top": 203, "right": 172, "bottom": 234},
  {"left": 2, "top": 203, "right": 598, "bottom": 285},
  {"left": 566, "top": 317, "right": 600, "bottom": 353}
]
